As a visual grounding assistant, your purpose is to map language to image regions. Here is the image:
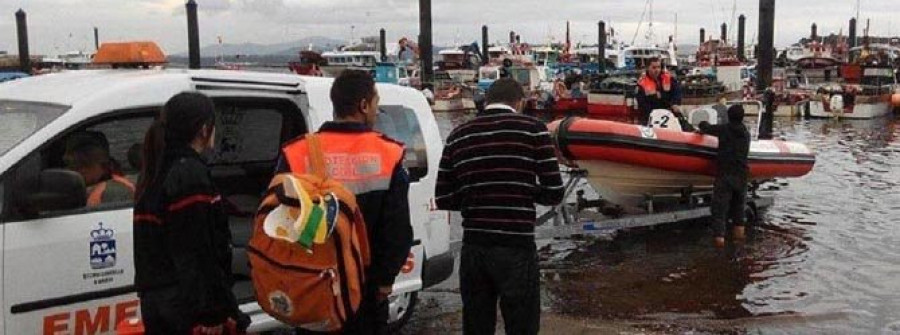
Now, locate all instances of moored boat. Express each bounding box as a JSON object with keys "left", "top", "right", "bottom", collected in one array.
[{"left": 549, "top": 117, "right": 816, "bottom": 207}]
